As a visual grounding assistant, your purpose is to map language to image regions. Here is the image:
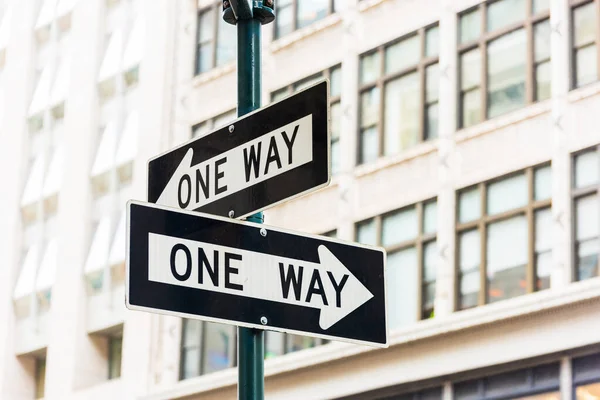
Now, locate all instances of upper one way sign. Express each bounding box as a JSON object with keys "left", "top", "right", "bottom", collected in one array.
[{"left": 147, "top": 81, "right": 330, "bottom": 219}]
